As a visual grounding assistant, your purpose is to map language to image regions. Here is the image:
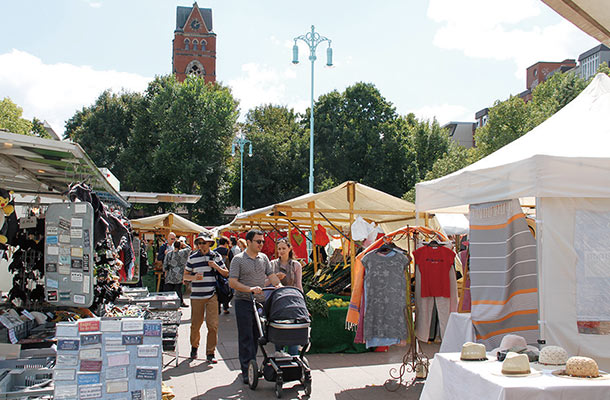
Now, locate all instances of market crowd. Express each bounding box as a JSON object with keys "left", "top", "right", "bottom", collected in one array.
[{"left": 155, "top": 230, "right": 303, "bottom": 379}]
